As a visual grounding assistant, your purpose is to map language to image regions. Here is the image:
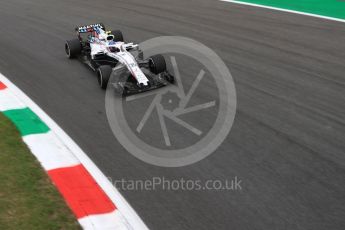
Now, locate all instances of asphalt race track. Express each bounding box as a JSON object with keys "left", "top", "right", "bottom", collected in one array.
[{"left": 1, "top": 0, "right": 345, "bottom": 229}]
